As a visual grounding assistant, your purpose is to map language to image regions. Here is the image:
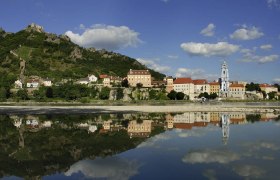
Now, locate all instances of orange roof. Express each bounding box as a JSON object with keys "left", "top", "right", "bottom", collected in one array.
[
  {"left": 128, "top": 69, "right": 150, "bottom": 75},
  {"left": 229, "top": 84, "right": 244, "bottom": 88},
  {"left": 260, "top": 84, "right": 273, "bottom": 88},
  {"left": 174, "top": 78, "right": 193, "bottom": 84},
  {"left": 193, "top": 79, "right": 207, "bottom": 85},
  {"left": 209, "top": 82, "right": 220, "bottom": 85},
  {"left": 99, "top": 74, "right": 108, "bottom": 79},
  {"left": 174, "top": 123, "right": 193, "bottom": 129}
]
